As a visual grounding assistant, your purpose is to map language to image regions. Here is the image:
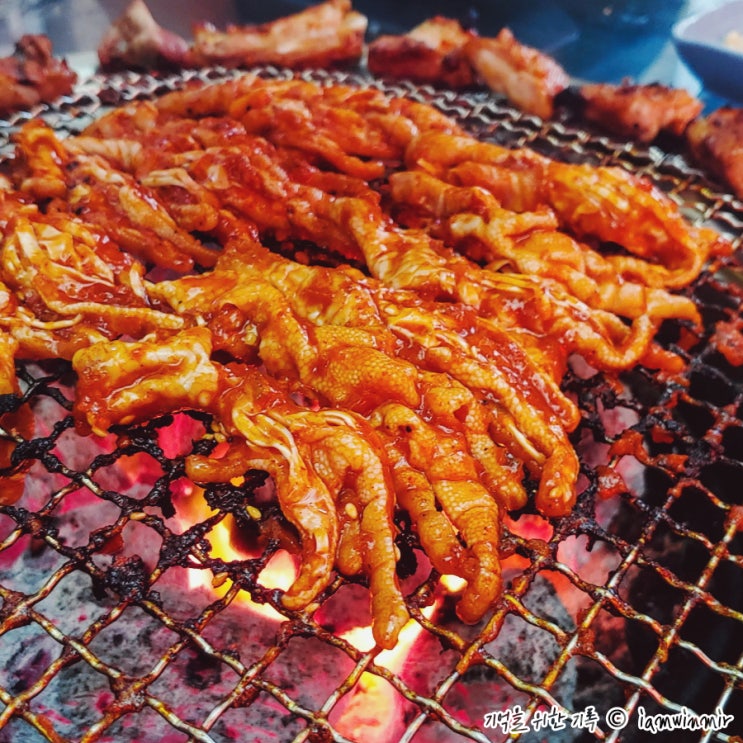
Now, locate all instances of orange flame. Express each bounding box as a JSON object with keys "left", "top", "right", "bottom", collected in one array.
[
  {"left": 331, "top": 577, "right": 463, "bottom": 743},
  {"left": 174, "top": 481, "right": 298, "bottom": 623},
  {"left": 174, "top": 481, "right": 462, "bottom": 742}
]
